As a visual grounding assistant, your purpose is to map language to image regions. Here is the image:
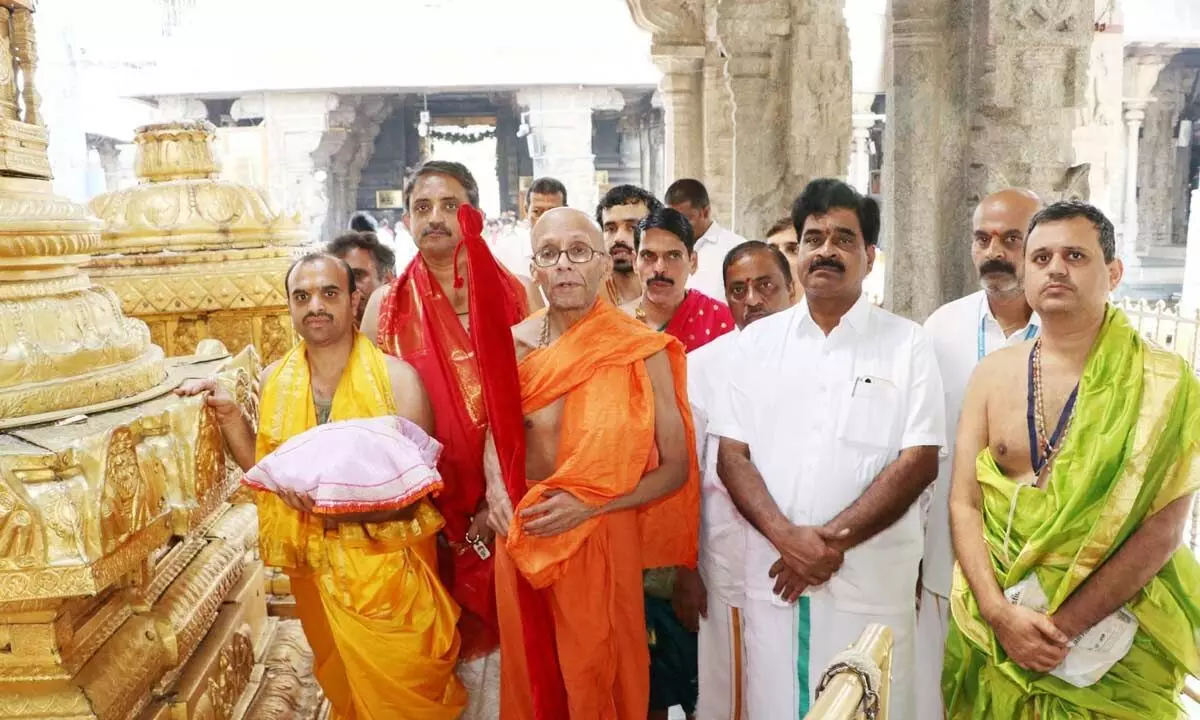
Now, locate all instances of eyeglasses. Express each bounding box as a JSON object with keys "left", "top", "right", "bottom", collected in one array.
[{"left": 532, "top": 244, "right": 605, "bottom": 267}]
